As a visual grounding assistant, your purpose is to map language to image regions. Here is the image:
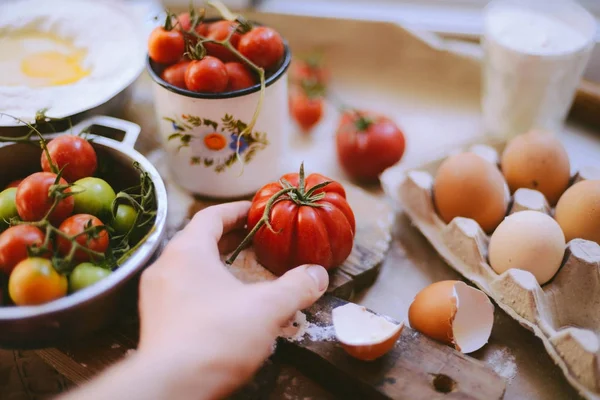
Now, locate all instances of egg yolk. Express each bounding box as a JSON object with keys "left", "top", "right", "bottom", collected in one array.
[
  {"left": 204, "top": 133, "right": 227, "bottom": 151},
  {"left": 21, "top": 50, "right": 89, "bottom": 86}
]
